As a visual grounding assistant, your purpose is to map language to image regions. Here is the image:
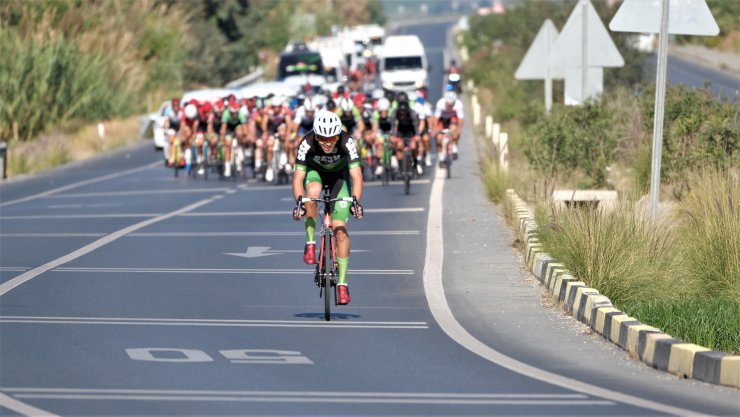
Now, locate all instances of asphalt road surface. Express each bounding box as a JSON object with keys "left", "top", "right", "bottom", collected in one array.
[{"left": 1, "top": 20, "right": 738, "bottom": 417}]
